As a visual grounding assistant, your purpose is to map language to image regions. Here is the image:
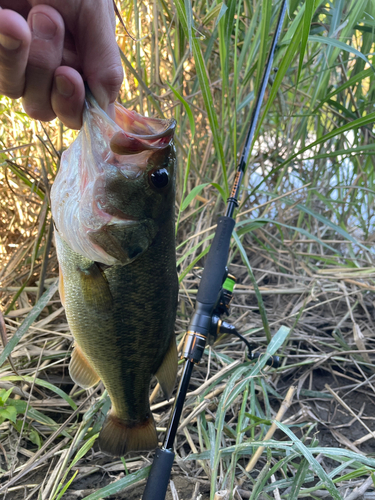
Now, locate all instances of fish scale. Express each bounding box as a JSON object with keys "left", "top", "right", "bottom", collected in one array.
[{"left": 56, "top": 221, "right": 177, "bottom": 423}]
